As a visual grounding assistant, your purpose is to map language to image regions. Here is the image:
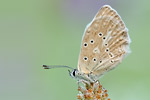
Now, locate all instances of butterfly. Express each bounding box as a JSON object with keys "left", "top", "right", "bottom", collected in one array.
[{"left": 43, "top": 5, "right": 131, "bottom": 83}]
